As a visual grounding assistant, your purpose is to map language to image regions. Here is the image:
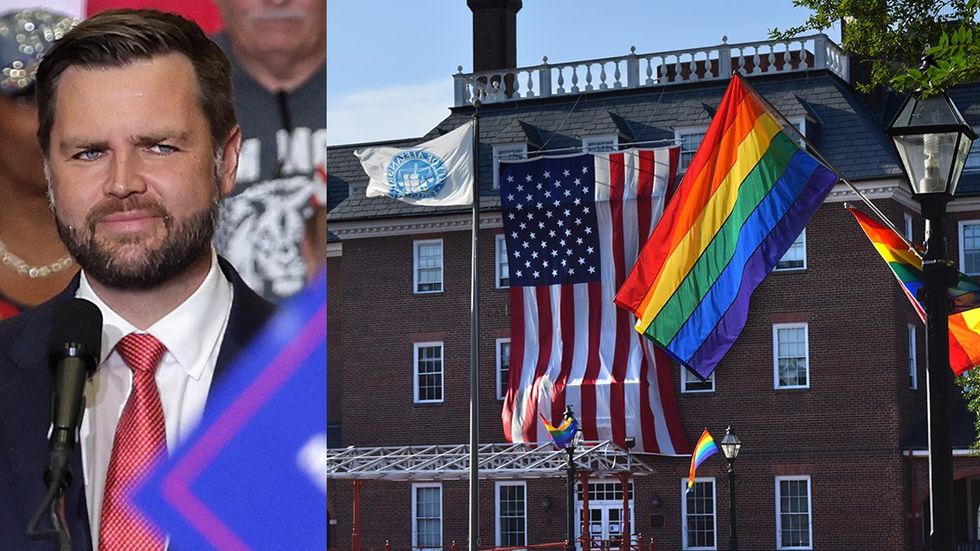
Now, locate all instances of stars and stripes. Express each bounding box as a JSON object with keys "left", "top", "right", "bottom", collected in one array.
[{"left": 499, "top": 147, "right": 690, "bottom": 455}]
